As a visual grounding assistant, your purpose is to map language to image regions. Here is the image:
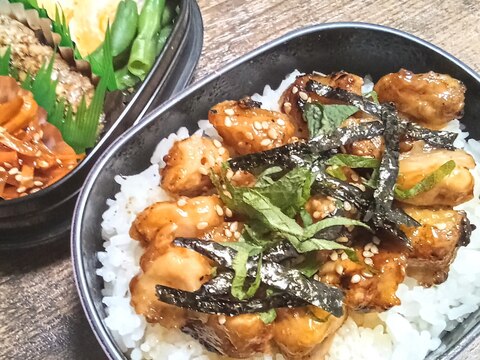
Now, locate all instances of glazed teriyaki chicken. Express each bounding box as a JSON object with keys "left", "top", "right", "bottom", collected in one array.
[{"left": 128, "top": 69, "right": 474, "bottom": 359}]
